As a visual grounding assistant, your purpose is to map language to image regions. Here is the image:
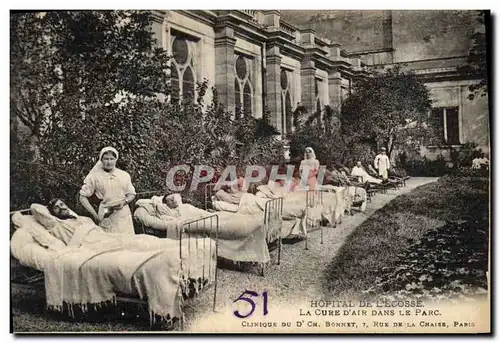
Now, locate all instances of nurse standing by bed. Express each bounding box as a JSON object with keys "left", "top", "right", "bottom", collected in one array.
[
  {"left": 79, "top": 147, "right": 137, "bottom": 235},
  {"left": 299, "top": 147, "right": 320, "bottom": 190}
]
